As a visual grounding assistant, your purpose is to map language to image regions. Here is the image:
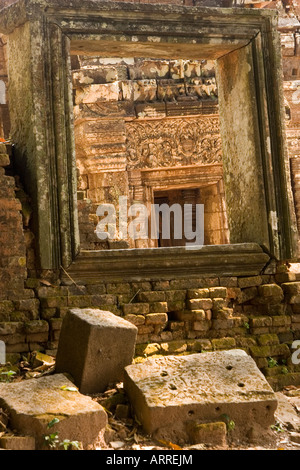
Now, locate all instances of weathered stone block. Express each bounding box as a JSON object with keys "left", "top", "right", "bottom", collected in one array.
[
  {"left": 187, "top": 339, "right": 212, "bottom": 352},
  {"left": 282, "top": 282, "right": 300, "bottom": 296},
  {"left": 237, "top": 287, "right": 258, "bottom": 304},
  {"left": 26, "top": 332, "right": 49, "bottom": 343},
  {"left": 193, "top": 320, "right": 211, "bottom": 332},
  {"left": 169, "top": 321, "right": 185, "bottom": 331},
  {"left": 235, "top": 336, "right": 257, "bottom": 348},
  {"left": 149, "top": 302, "right": 168, "bottom": 313},
  {"left": 0, "top": 152, "right": 10, "bottom": 168},
  {"left": 49, "top": 318, "right": 63, "bottom": 331},
  {"left": 212, "top": 319, "right": 234, "bottom": 330},
  {"left": 261, "top": 303, "right": 287, "bottom": 316},
  {"left": 249, "top": 316, "right": 272, "bottom": 328},
  {"left": 289, "top": 295, "right": 300, "bottom": 304},
  {"left": 41, "top": 308, "right": 57, "bottom": 320},
  {"left": 86, "top": 284, "right": 106, "bottom": 295},
  {"left": 160, "top": 340, "right": 187, "bottom": 355},
  {"left": 165, "top": 290, "right": 186, "bottom": 302},
  {"left": 272, "top": 316, "right": 291, "bottom": 327},
  {"left": 187, "top": 299, "right": 213, "bottom": 310},
  {"left": 275, "top": 273, "right": 297, "bottom": 283},
  {"left": 257, "top": 284, "right": 283, "bottom": 299},
  {"left": 40, "top": 297, "right": 68, "bottom": 309},
  {"left": 0, "top": 322, "right": 23, "bottom": 335},
  {"left": 238, "top": 276, "right": 263, "bottom": 289},
  {"left": 0, "top": 301, "right": 14, "bottom": 317},
  {"left": 0, "top": 374, "right": 107, "bottom": 449},
  {"left": 153, "top": 281, "right": 170, "bottom": 291},
  {"left": 24, "top": 320, "right": 49, "bottom": 334},
  {"left": 124, "top": 351, "right": 277, "bottom": 444},
  {"left": 123, "top": 303, "right": 150, "bottom": 315},
  {"left": 187, "top": 288, "right": 209, "bottom": 299},
  {"left": 145, "top": 313, "right": 168, "bottom": 326},
  {"left": 249, "top": 343, "right": 290, "bottom": 359},
  {"left": 167, "top": 300, "right": 185, "bottom": 312},
  {"left": 55, "top": 309, "right": 138, "bottom": 393},
  {"left": 106, "top": 283, "right": 132, "bottom": 294},
  {"left": 138, "top": 291, "right": 166, "bottom": 303},
  {"left": 212, "top": 298, "right": 227, "bottom": 311},
  {"left": 0, "top": 435, "right": 36, "bottom": 450},
  {"left": 187, "top": 421, "right": 227, "bottom": 447},
  {"left": 138, "top": 325, "right": 154, "bottom": 335},
  {"left": 209, "top": 287, "right": 227, "bottom": 298},
  {"left": 191, "top": 310, "right": 206, "bottom": 321},
  {"left": 213, "top": 307, "right": 234, "bottom": 320},
  {"left": 257, "top": 334, "right": 280, "bottom": 347},
  {"left": 219, "top": 277, "right": 238, "bottom": 287},
  {"left": 211, "top": 337, "right": 236, "bottom": 350},
  {"left": 14, "top": 298, "right": 40, "bottom": 312},
  {"left": 37, "top": 286, "right": 69, "bottom": 298},
  {"left": 124, "top": 314, "right": 145, "bottom": 326}
]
